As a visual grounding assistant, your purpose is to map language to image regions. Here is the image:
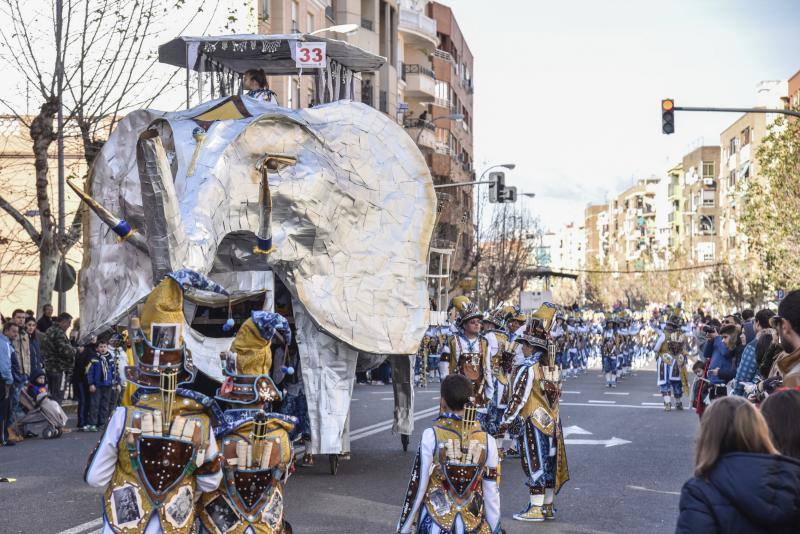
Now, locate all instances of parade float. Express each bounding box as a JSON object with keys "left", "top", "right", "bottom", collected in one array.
[{"left": 72, "top": 33, "right": 436, "bottom": 473}]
